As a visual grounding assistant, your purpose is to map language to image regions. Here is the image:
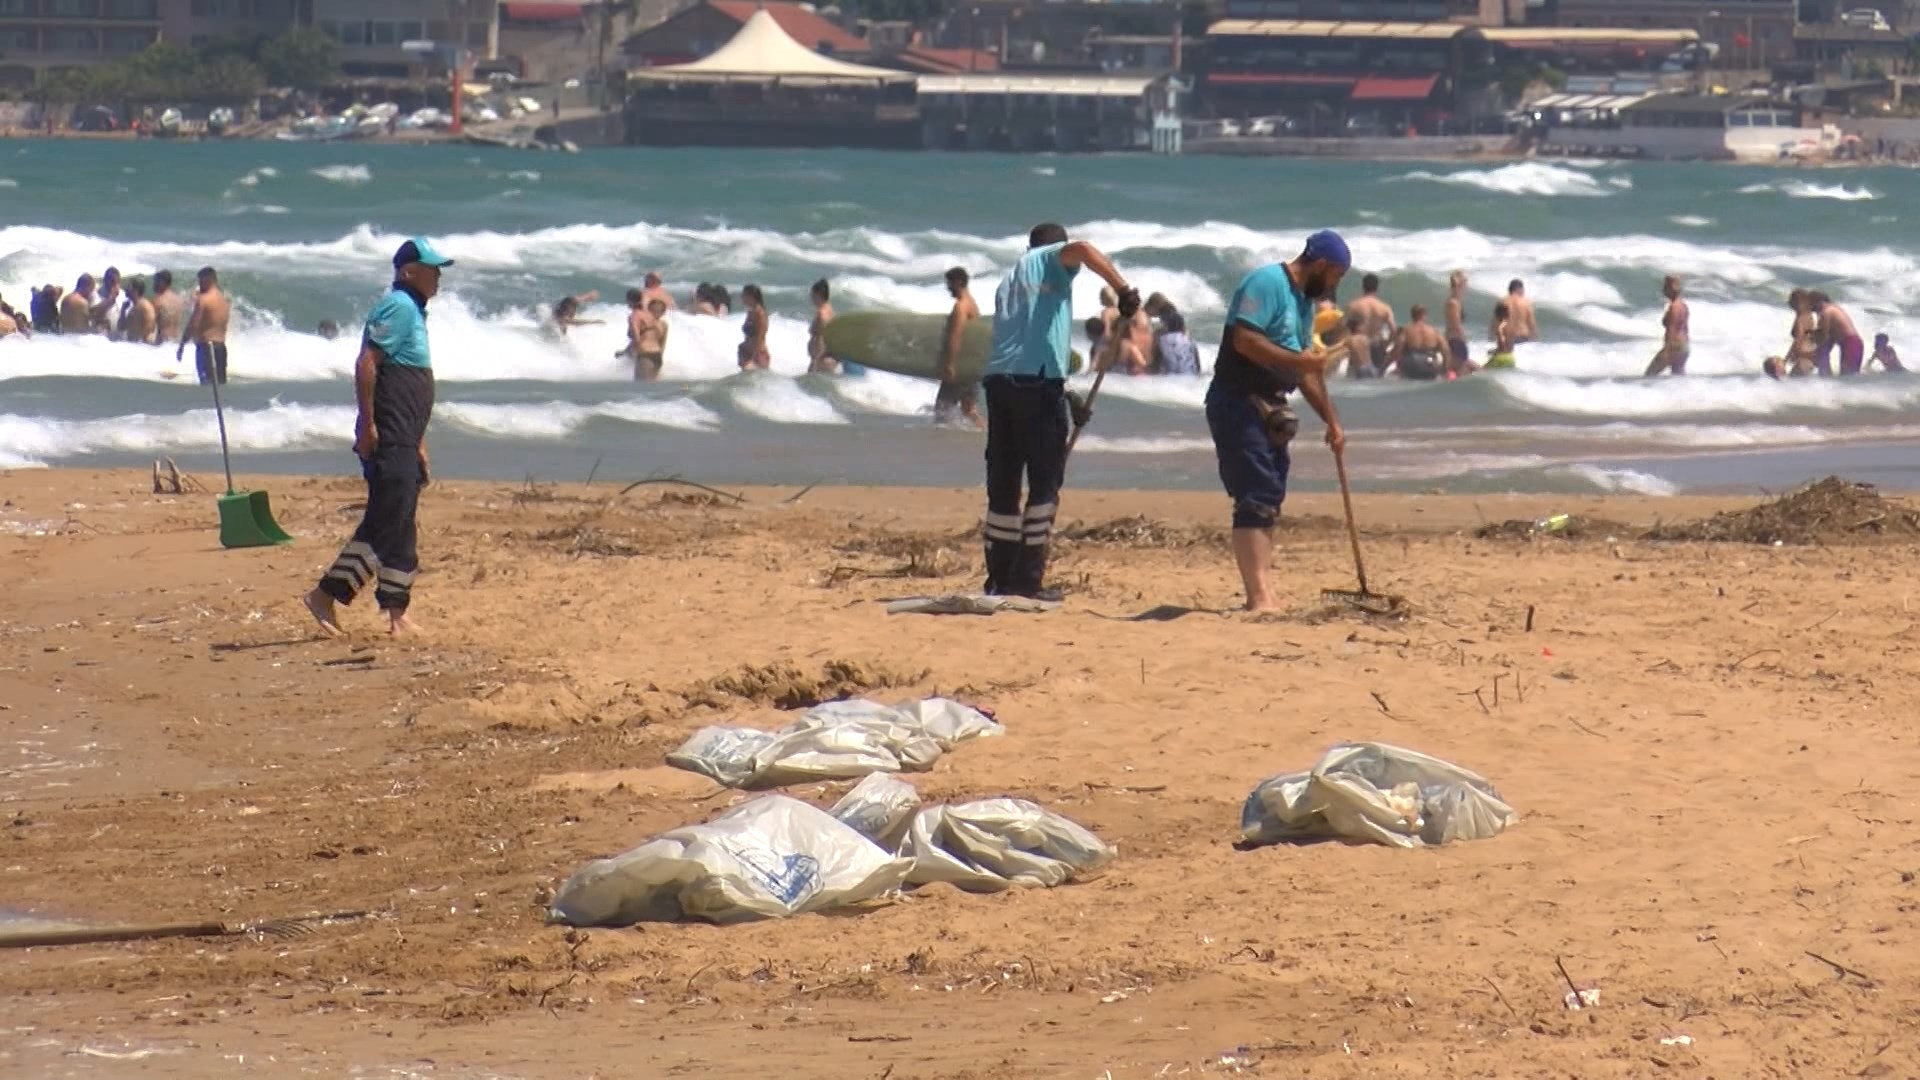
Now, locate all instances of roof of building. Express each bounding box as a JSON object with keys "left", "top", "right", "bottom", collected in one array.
[
  {"left": 1792, "top": 24, "right": 1909, "bottom": 43},
  {"left": 630, "top": 9, "right": 908, "bottom": 83},
  {"left": 1207, "top": 19, "right": 1465, "bottom": 40},
  {"left": 882, "top": 46, "right": 1000, "bottom": 73},
  {"left": 500, "top": 2, "right": 585, "bottom": 24},
  {"left": 708, "top": 0, "right": 866, "bottom": 54},
  {"left": 1528, "top": 91, "right": 1655, "bottom": 112},
  {"left": 918, "top": 72, "right": 1164, "bottom": 97},
  {"left": 1624, "top": 92, "right": 1793, "bottom": 114},
  {"left": 1480, "top": 27, "right": 1700, "bottom": 45},
  {"left": 1351, "top": 74, "right": 1438, "bottom": 101}
]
